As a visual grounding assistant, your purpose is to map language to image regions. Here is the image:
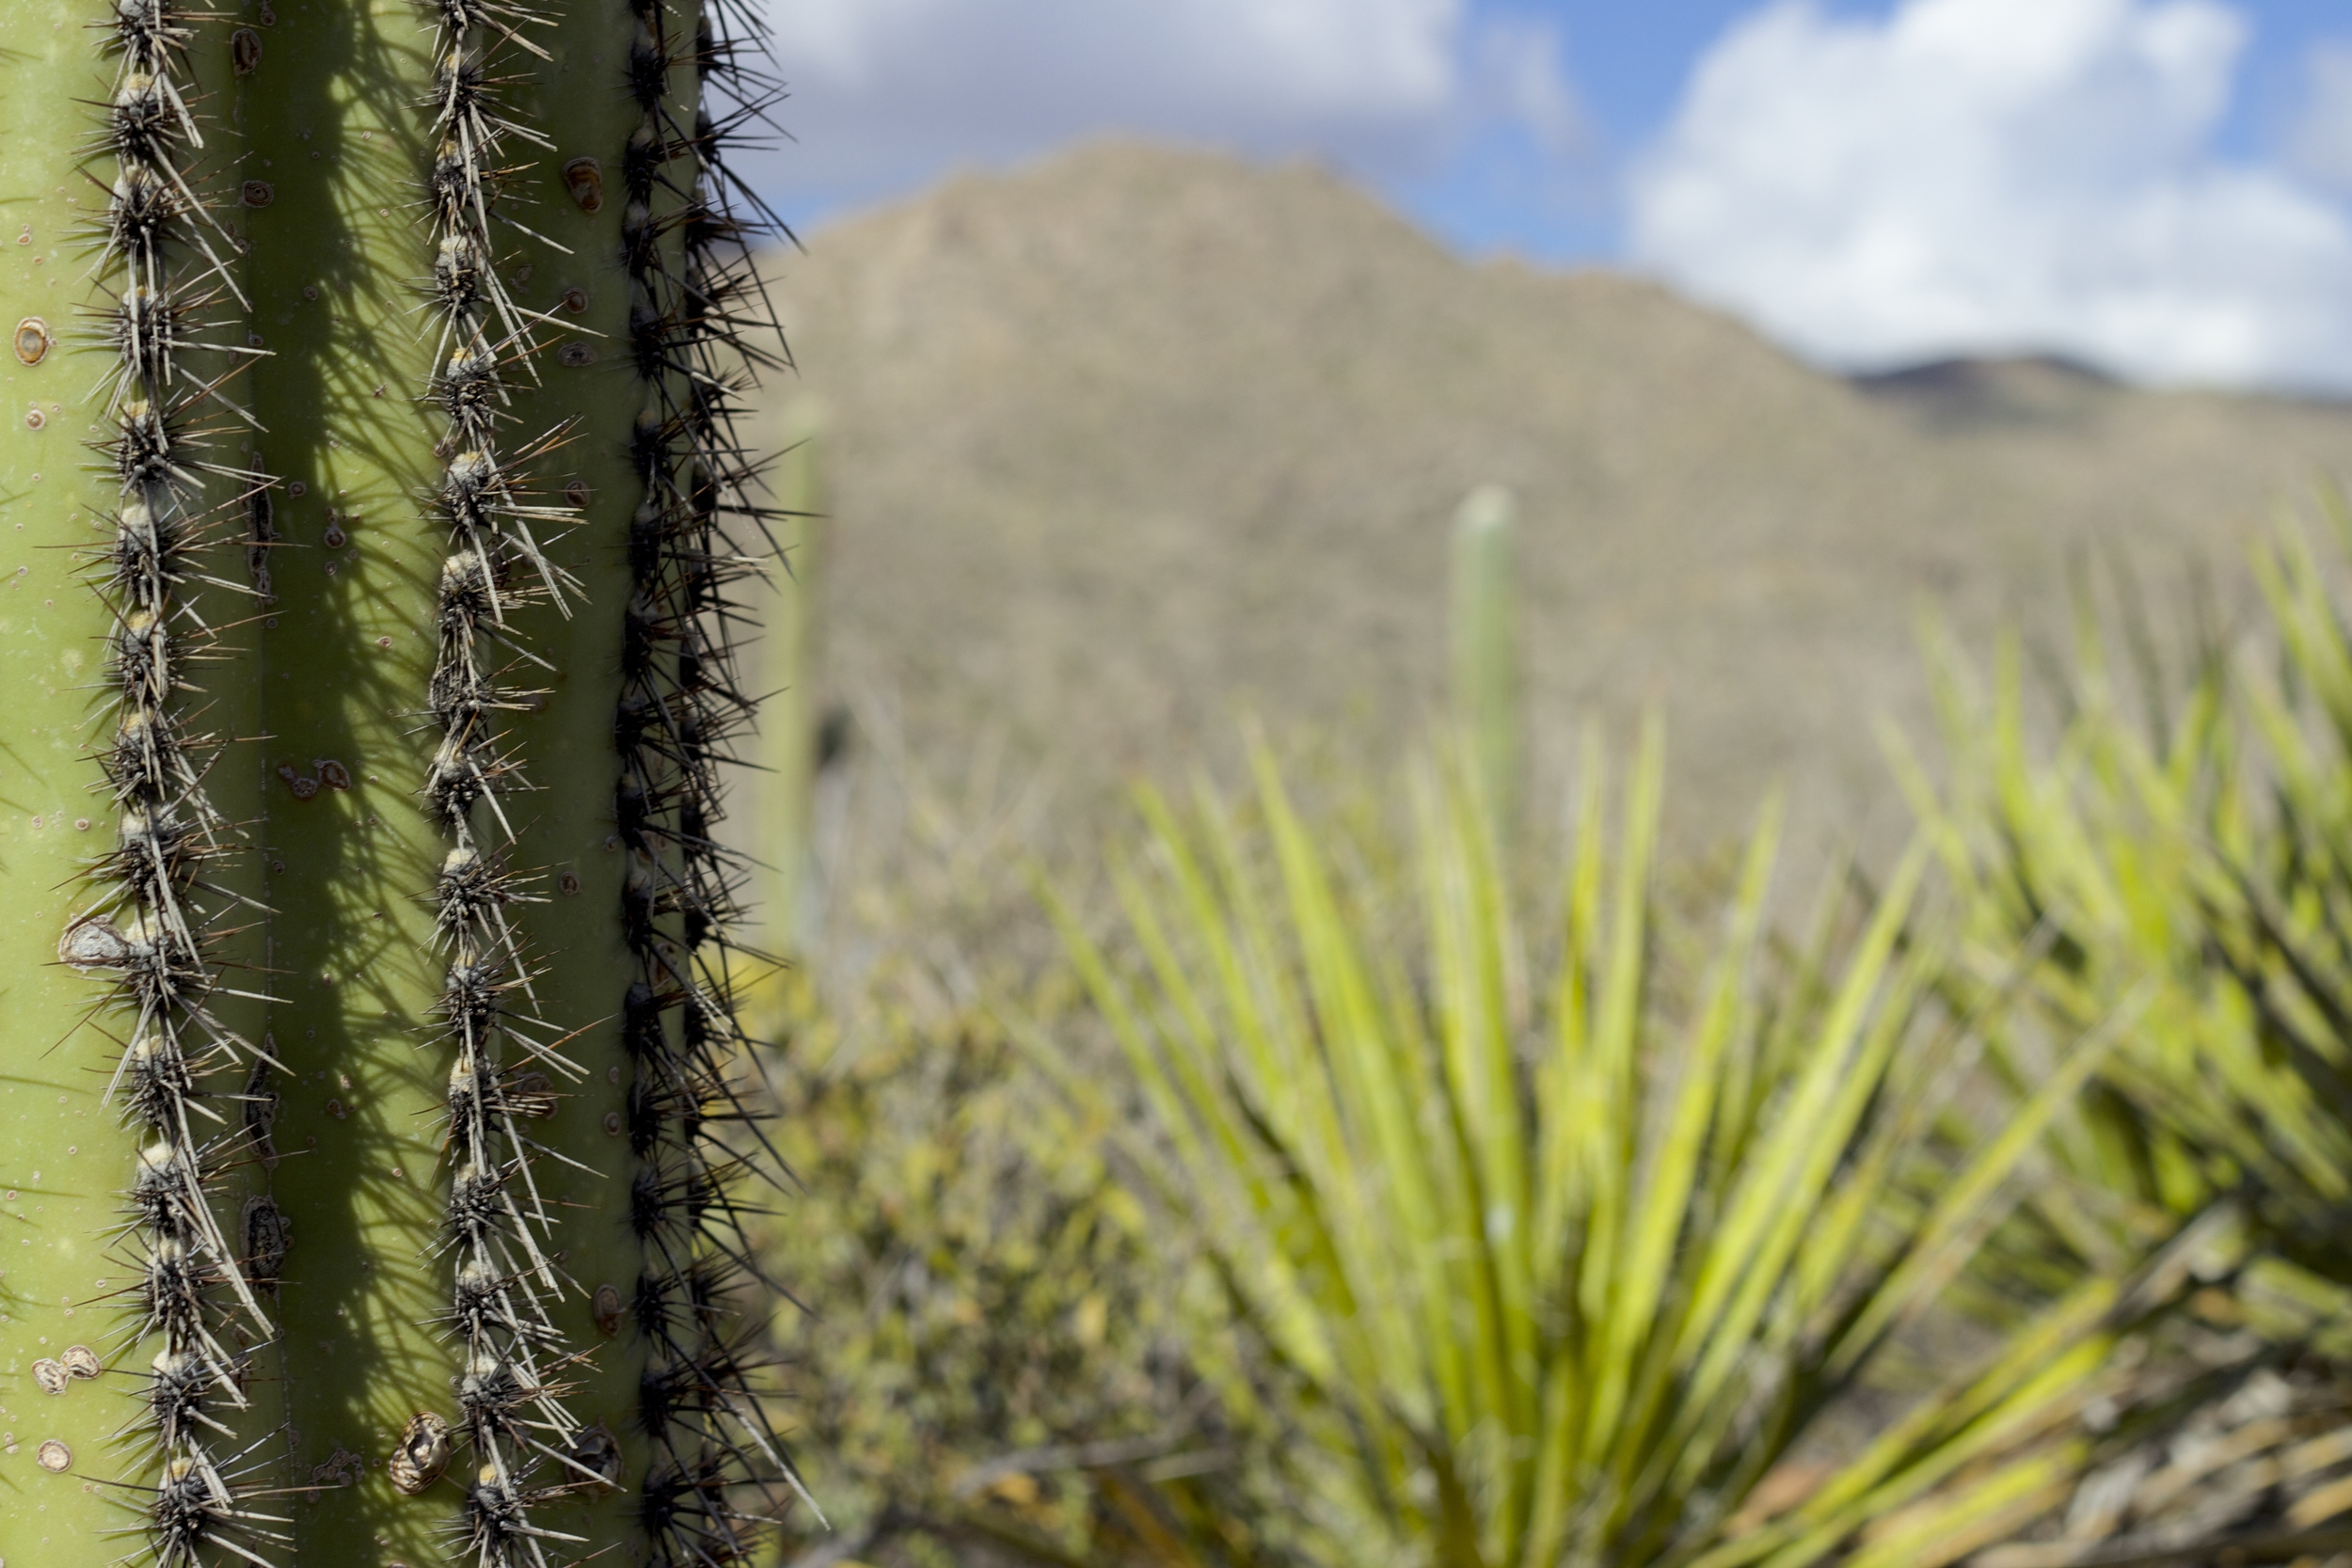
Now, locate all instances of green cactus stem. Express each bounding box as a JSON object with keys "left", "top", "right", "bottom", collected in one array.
[
  {"left": 0, "top": 0, "right": 797, "bottom": 1561},
  {"left": 755, "top": 396, "right": 820, "bottom": 958}
]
